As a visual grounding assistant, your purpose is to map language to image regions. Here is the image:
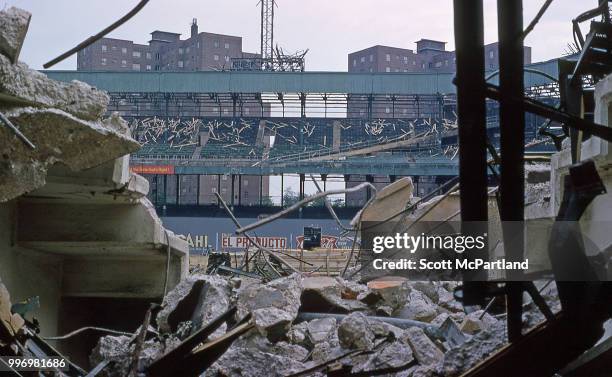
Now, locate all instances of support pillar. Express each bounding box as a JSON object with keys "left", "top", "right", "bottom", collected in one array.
[
  {"left": 217, "top": 174, "right": 221, "bottom": 206},
  {"left": 238, "top": 175, "right": 242, "bottom": 206},
  {"left": 281, "top": 174, "right": 284, "bottom": 207},
  {"left": 299, "top": 174, "right": 305, "bottom": 201},
  {"left": 453, "top": 0, "right": 488, "bottom": 306},
  {"left": 498, "top": 0, "right": 525, "bottom": 342},
  {"left": 259, "top": 175, "right": 263, "bottom": 206},
  {"left": 231, "top": 174, "right": 235, "bottom": 207},
  {"left": 176, "top": 174, "right": 180, "bottom": 205},
  {"left": 365, "top": 175, "right": 374, "bottom": 201},
  {"left": 321, "top": 174, "right": 327, "bottom": 191},
  {"left": 164, "top": 175, "right": 168, "bottom": 205},
  {"left": 196, "top": 175, "right": 200, "bottom": 205}
]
